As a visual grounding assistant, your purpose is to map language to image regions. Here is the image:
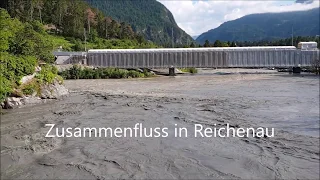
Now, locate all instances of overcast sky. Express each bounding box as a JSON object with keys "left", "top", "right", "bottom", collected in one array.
[{"left": 158, "top": 0, "right": 319, "bottom": 36}]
